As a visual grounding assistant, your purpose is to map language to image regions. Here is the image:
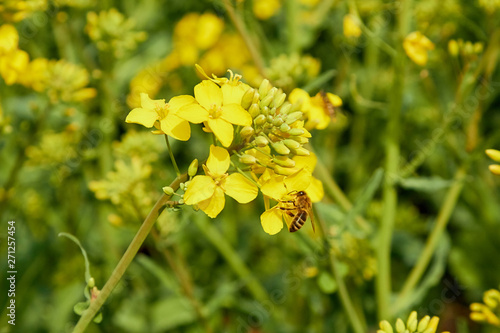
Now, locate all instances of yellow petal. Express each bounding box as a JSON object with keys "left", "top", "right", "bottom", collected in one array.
[
  {"left": 183, "top": 175, "right": 216, "bottom": 204},
  {"left": 177, "top": 103, "right": 209, "bottom": 123},
  {"left": 288, "top": 88, "right": 311, "bottom": 106},
  {"left": 306, "top": 177, "right": 324, "bottom": 202},
  {"left": 220, "top": 104, "right": 252, "bottom": 126},
  {"left": 140, "top": 92, "right": 164, "bottom": 110},
  {"left": 125, "top": 107, "right": 158, "bottom": 127},
  {"left": 207, "top": 118, "right": 233, "bottom": 147},
  {"left": 261, "top": 176, "right": 287, "bottom": 201},
  {"left": 198, "top": 186, "right": 225, "bottom": 218},
  {"left": 221, "top": 82, "right": 250, "bottom": 105},
  {"left": 293, "top": 153, "right": 317, "bottom": 173},
  {"left": 194, "top": 80, "right": 222, "bottom": 110},
  {"left": 206, "top": 145, "right": 230, "bottom": 176},
  {"left": 224, "top": 173, "right": 258, "bottom": 203},
  {"left": 159, "top": 114, "right": 191, "bottom": 141},
  {"left": 284, "top": 168, "right": 312, "bottom": 193},
  {"left": 260, "top": 207, "right": 284, "bottom": 235},
  {"left": 168, "top": 95, "right": 196, "bottom": 113}
]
